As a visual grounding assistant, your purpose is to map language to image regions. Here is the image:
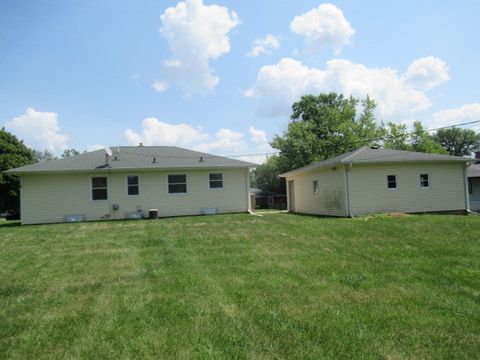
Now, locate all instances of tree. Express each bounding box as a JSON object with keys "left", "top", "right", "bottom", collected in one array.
[
  {"left": 61, "top": 148, "right": 80, "bottom": 158},
  {"left": 409, "top": 121, "right": 447, "bottom": 154},
  {"left": 34, "top": 149, "right": 55, "bottom": 162},
  {"left": 0, "top": 128, "right": 35, "bottom": 213},
  {"left": 272, "top": 93, "right": 384, "bottom": 170},
  {"left": 433, "top": 127, "right": 480, "bottom": 156},
  {"left": 383, "top": 122, "right": 409, "bottom": 150},
  {"left": 253, "top": 156, "right": 286, "bottom": 194}
]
